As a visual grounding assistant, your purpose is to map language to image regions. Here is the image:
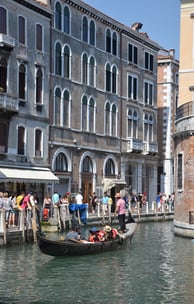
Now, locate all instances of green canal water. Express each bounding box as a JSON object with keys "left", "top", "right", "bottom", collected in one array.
[{"left": 0, "top": 221, "right": 194, "bottom": 304}]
